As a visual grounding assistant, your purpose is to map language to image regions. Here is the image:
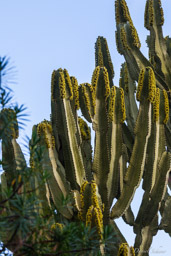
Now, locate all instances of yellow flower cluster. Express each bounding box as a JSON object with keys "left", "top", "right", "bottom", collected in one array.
[
  {"left": 64, "top": 69, "right": 73, "bottom": 100},
  {"left": 118, "top": 243, "right": 129, "bottom": 256},
  {"left": 159, "top": 2, "right": 164, "bottom": 26},
  {"left": 70, "top": 76, "right": 80, "bottom": 110},
  {"left": 108, "top": 86, "right": 116, "bottom": 122},
  {"left": 120, "top": 27, "right": 130, "bottom": 51},
  {"left": 149, "top": 0, "right": 154, "bottom": 27},
  {"left": 103, "top": 38, "right": 114, "bottom": 77},
  {"left": 144, "top": 0, "right": 149, "bottom": 29},
  {"left": 78, "top": 117, "right": 91, "bottom": 140},
  {"left": 153, "top": 88, "right": 160, "bottom": 122},
  {"left": 130, "top": 246, "right": 135, "bottom": 256},
  {"left": 58, "top": 69, "right": 66, "bottom": 99},
  {"left": 124, "top": 63, "right": 129, "bottom": 92},
  {"left": 80, "top": 84, "right": 91, "bottom": 116},
  {"left": 163, "top": 89, "right": 169, "bottom": 124},
  {"left": 96, "top": 38, "right": 104, "bottom": 67},
  {"left": 90, "top": 181, "right": 103, "bottom": 239},
  {"left": 37, "top": 121, "right": 55, "bottom": 149},
  {"left": 51, "top": 70, "right": 56, "bottom": 100},
  {"left": 129, "top": 21, "right": 141, "bottom": 48},
  {"left": 148, "top": 67, "right": 156, "bottom": 103},
  {"left": 51, "top": 222, "right": 64, "bottom": 231},
  {"left": 86, "top": 205, "right": 93, "bottom": 226},
  {"left": 120, "top": 0, "right": 130, "bottom": 22},
  {"left": 120, "top": 0, "right": 141, "bottom": 48},
  {"left": 136, "top": 69, "right": 145, "bottom": 101},
  {"left": 160, "top": 9, "right": 164, "bottom": 25},
  {"left": 78, "top": 181, "right": 104, "bottom": 240},
  {"left": 120, "top": 88, "right": 126, "bottom": 123},
  {"left": 103, "top": 67, "right": 110, "bottom": 102},
  {"left": 79, "top": 181, "right": 89, "bottom": 221},
  {"left": 118, "top": 243, "right": 135, "bottom": 256},
  {"left": 115, "top": 0, "right": 120, "bottom": 25},
  {"left": 91, "top": 66, "right": 100, "bottom": 91}
]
